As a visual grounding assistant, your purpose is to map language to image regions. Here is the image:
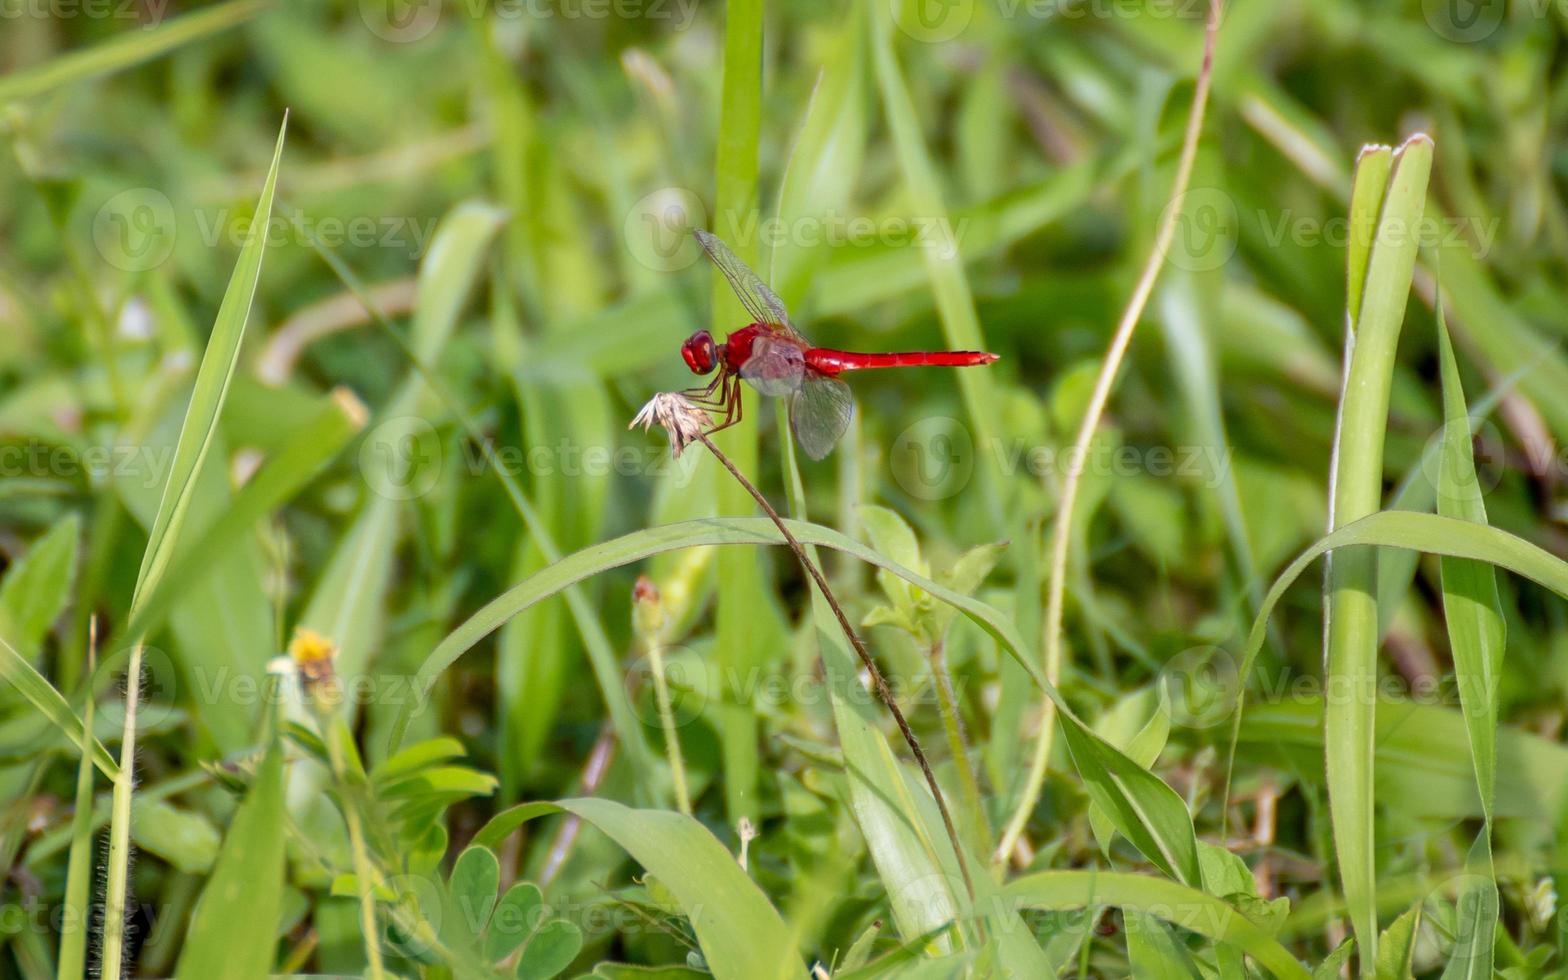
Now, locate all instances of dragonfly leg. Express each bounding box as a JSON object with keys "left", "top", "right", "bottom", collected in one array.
[
  {"left": 703, "top": 378, "right": 745, "bottom": 436},
  {"left": 681, "top": 371, "right": 729, "bottom": 408}
]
